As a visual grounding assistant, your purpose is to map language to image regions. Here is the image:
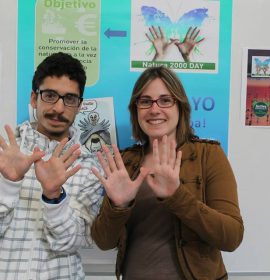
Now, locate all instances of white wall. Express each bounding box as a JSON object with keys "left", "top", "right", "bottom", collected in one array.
[
  {"left": 223, "top": 0, "right": 270, "bottom": 273},
  {"left": 1, "top": 0, "right": 270, "bottom": 278},
  {"left": 0, "top": 1, "right": 17, "bottom": 134}
]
